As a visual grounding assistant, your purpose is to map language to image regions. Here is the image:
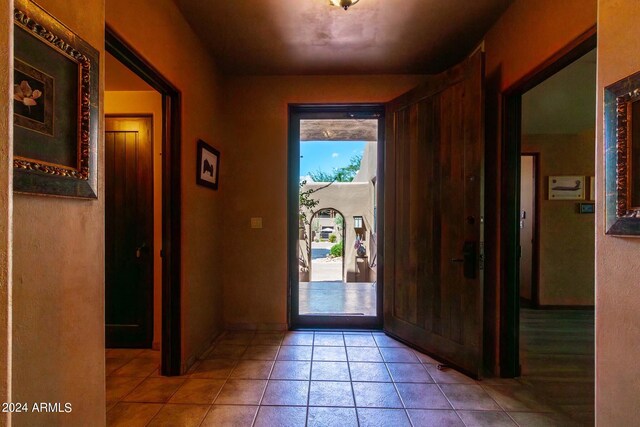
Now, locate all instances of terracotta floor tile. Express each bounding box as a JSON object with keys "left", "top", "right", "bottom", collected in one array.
[
  {"left": 219, "top": 331, "right": 255, "bottom": 345},
  {"left": 110, "top": 357, "right": 159, "bottom": 378},
  {"left": 242, "top": 345, "right": 280, "bottom": 360},
  {"left": 201, "top": 405, "right": 258, "bottom": 427},
  {"left": 206, "top": 344, "right": 247, "bottom": 359},
  {"left": 425, "top": 365, "right": 476, "bottom": 384},
  {"left": 482, "top": 384, "right": 556, "bottom": 412},
  {"left": 147, "top": 404, "right": 209, "bottom": 427},
  {"left": 313, "top": 346, "right": 347, "bottom": 362},
  {"left": 346, "top": 346, "right": 383, "bottom": 362},
  {"left": 313, "top": 333, "right": 345, "bottom": 346},
  {"left": 137, "top": 349, "right": 161, "bottom": 360},
  {"left": 106, "top": 348, "right": 144, "bottom": 359},
  {"left": 106, "top": 376, "right": 145, "bottom": 402},
  {"left": 406, "top": 409, "right": 465, "bottom": 427},
  {"left": 309, "top": 381, "right": 355, "bottom": 407},
  {"left": 261, "top": 380, "right": 309, "bottom": 406},
  {"left": 353, "top": 382, "right": 403, "bottom": 408},
  {"left": 106, "top": 402, "right": 162, "bottom": 427},
  {"left": 349, "top": 362, "right": 392, "bottom": 382},
  {"left": 106, "top": 358, "right": 131, "bottom": 376},
  {"left": 254, "top": 406, "right": 308, "bottom": 427},
  {"left": 189, "top": 359, "right": 237, "bottom": 379},
  {"left": 378, "top": 347, "right": 420, "bottom": 363},
  {"left": 169, "top": 379, "right": 225, "bottom": 404},
  {"left": 456, "top": 410, "right": 517, "bottom": 426},
  {"left": 282, "top": 332, "right": 314, "bottom": 346},
  {"left": 277, "top": 345, "right": 313, "bottom": 361},
  {"left": 251, "top": 332, "right": 284, "bottom": 346},
  {"left": 307, "top": 407, "right": 358, "bottom": 427},
  {"left": 270, "top": 361, "right": 311, "bottom": 380},
  {"left": 229, "top": 360, "right": 274, "bottom": 379},
  {"left": 395, "top": 383, "right": 451, "bottom": 409},
  {"left": 439, "top": 384, "right": 501, "bottom": 411},
  {"left": 373, "top": 335, "right": 407, "bottom": 348},
  {"left": 312, "top": 361, "right": 350, "bottom": 381},
  {"left": 413, "top": 351, "right": 440, "bottom": 364},
  {"left": 357, "top": 408, "right": 412, "bottom": 427},
  {"left": 344, "top": 334, "right": 377, "bottom": 347},
  {"left": 386, "top": 363, "right": 433, "bottom": 383},
  {"left": 214, "top": 379, "right": 267, "bottom": 405},
  {"left": 122, "top": 377, "right": 185, "bottom": 403},
  {"left": 507, "top": 411, "right": 572, "bottom": 427}
]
